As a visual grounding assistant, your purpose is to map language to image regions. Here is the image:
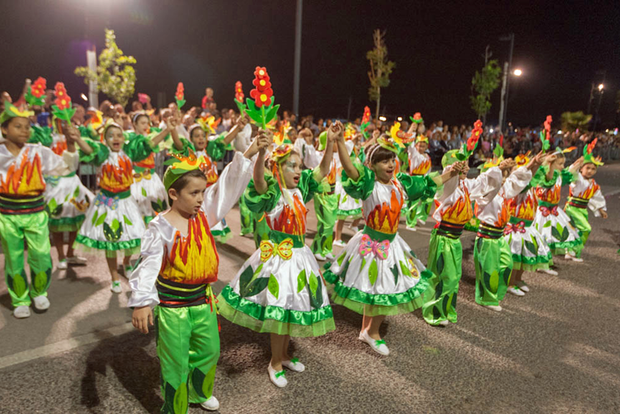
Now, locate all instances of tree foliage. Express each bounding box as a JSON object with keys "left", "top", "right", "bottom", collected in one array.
[
  {"left": 560, "top": 111, "right": 592, "bottom": 132},
  {"left": 470, "top": 59, "right": 501, "bottom": 119},
  {"left": 75, "top": 29, "right": 137, "bottom": 107},
  {"left": 367, "top": 29, "right": 395, "bottom": 119}
]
